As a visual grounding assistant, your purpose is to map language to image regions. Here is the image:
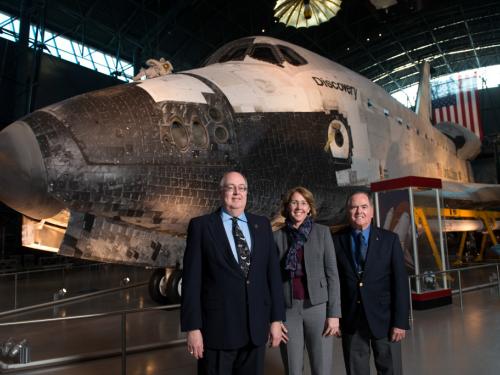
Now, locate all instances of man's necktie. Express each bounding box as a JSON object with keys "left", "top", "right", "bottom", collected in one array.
[
  {"left": 231, "top": 217, "right": 251, "bottom": 278},
  {"left": 355, "top": 231, "right": 367, "bottom": 274}
]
